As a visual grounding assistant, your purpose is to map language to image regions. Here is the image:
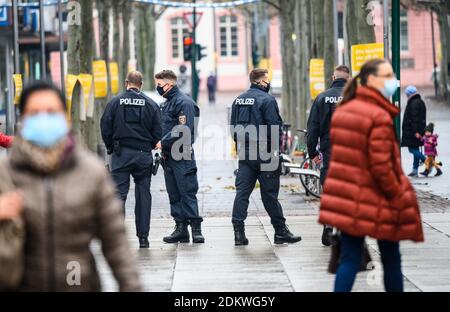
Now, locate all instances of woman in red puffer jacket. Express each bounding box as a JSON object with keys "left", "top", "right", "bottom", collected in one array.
[{"left": 319, "top": 59, "right": 423, "bottom": 292}]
